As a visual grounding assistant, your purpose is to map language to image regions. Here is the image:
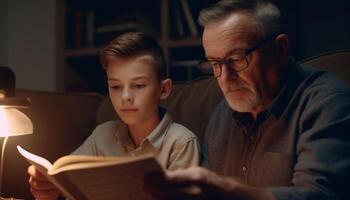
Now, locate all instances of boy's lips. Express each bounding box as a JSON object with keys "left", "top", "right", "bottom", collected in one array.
[{"left": 120, "top": 108, "right": 138, "bottom": 112}]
